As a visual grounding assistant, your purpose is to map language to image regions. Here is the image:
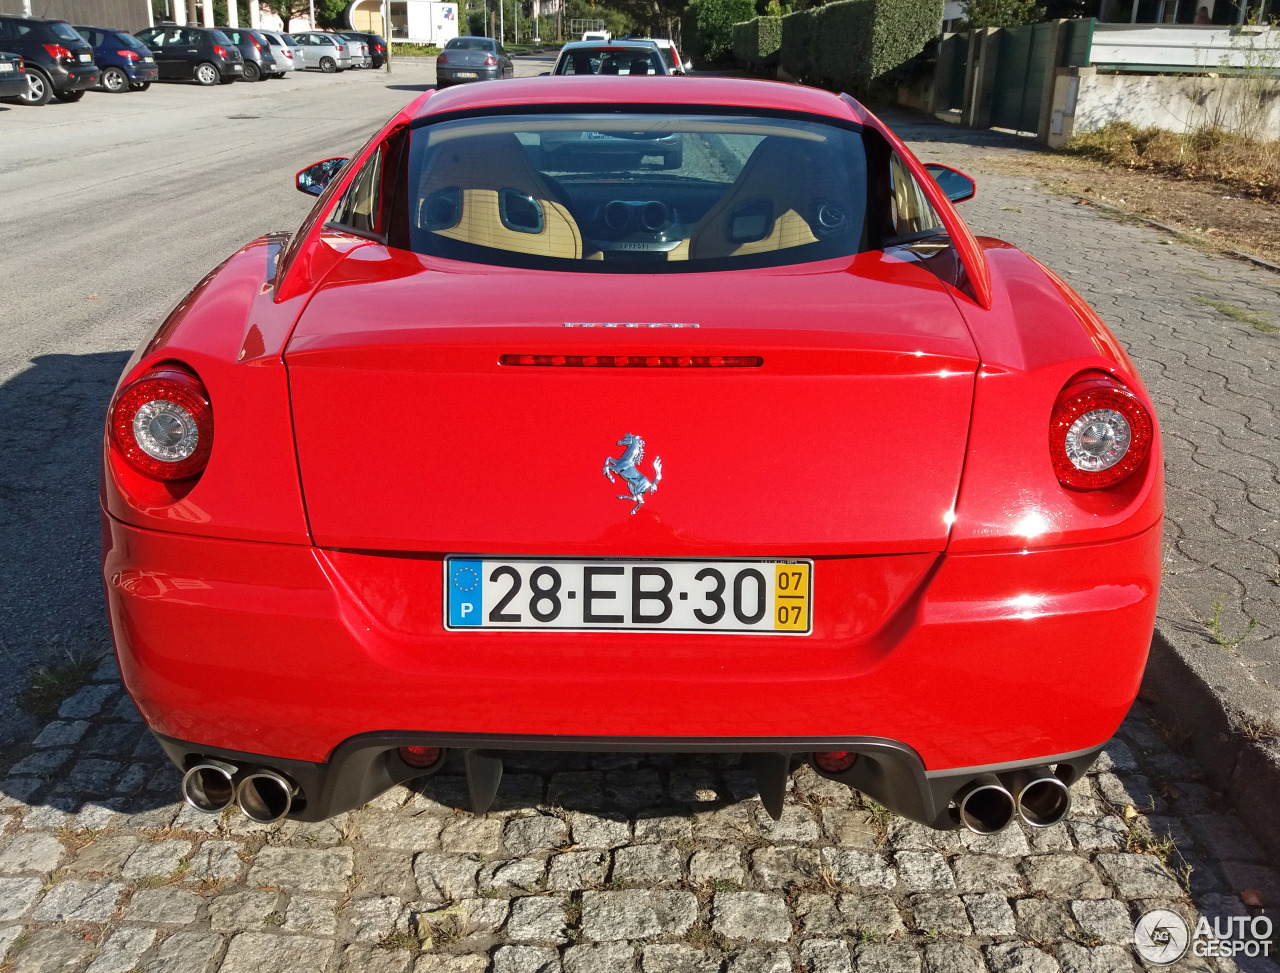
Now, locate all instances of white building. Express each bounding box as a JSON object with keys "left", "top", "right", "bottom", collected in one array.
[{"left": 345, "top": 0, "right": 460, "bottom": 44}]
